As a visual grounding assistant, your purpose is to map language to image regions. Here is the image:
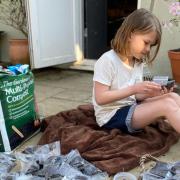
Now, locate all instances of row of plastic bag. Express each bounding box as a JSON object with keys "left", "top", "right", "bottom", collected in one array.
[
  {"left": 1, "top": 140, "right": 180, "bottom": 179},
  {"left": 0, "top": 141, "right": 108, "bottom": 180},
  {"left": 141, "top": 160, "right": 180, "bottom": 179}
]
